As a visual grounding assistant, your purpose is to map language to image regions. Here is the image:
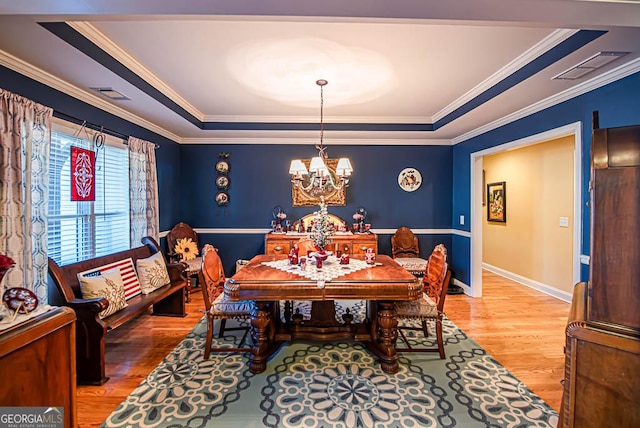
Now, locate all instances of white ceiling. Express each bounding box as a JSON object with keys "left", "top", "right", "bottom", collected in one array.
[{"left": 0, "top": 0, "right": 639, "bottom": 144}]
